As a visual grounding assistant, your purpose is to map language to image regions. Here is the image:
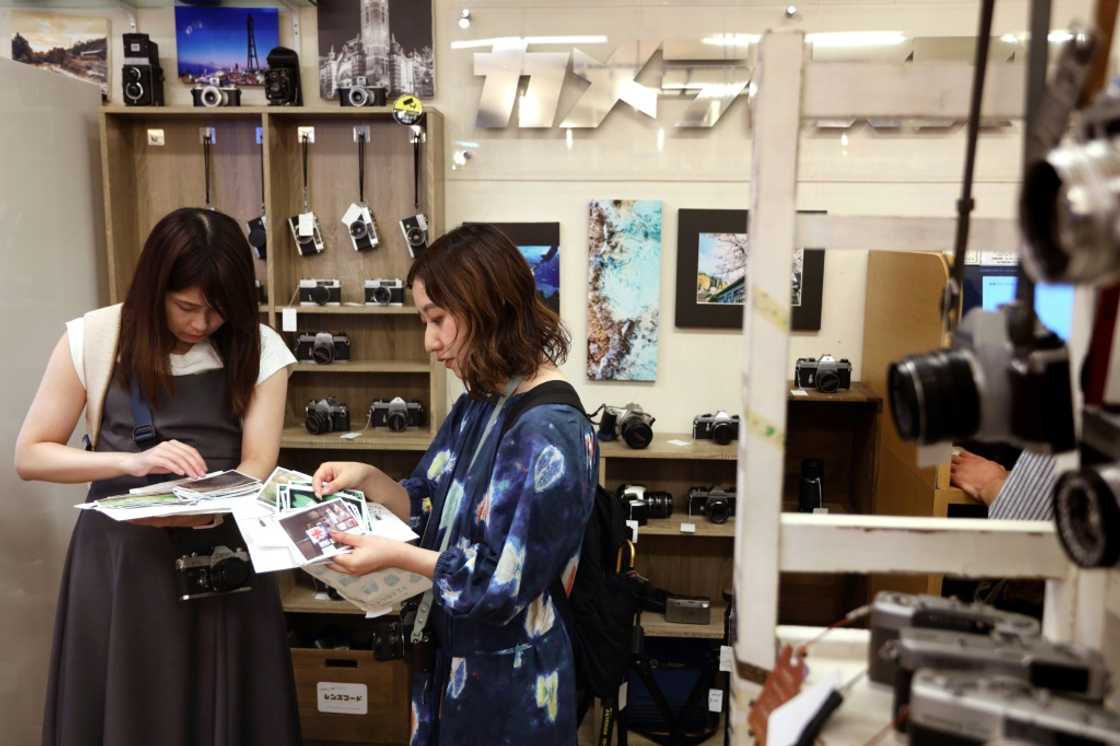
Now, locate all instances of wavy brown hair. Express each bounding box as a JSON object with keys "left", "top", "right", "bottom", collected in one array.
[
  {"left": 118, "top": 208, "right": 260, "bottom": 417},
  {"left": 407, "top": 223, "right": 570, "bottom": 396}
]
